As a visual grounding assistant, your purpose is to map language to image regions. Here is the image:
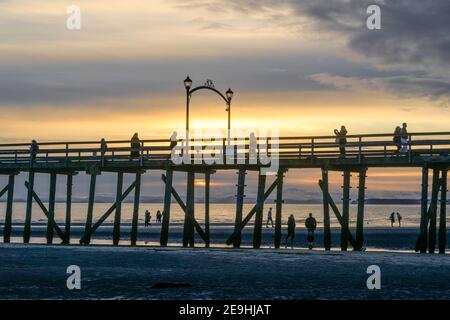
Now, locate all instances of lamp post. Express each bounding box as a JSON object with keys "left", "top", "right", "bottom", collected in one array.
[{"left": 183, "top": 76, "right": 234, "bottom": 139}]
